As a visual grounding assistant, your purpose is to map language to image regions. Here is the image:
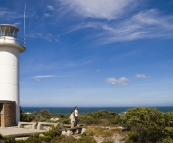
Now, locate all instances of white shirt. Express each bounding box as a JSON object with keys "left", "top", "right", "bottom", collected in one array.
[{"left": 75, "top": 109, "right": 78, "bottom": 116}]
